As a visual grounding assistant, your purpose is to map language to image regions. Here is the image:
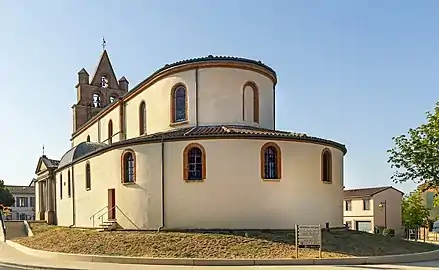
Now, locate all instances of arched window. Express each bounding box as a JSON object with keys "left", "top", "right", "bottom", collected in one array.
[
  {"left": 121, "top": 150, "right": 136, "bottom": 183},
  {"left": 92, "top": 93, "right": 101, "bottom": 108},
  {"left": 139, "top": 101, "right": 147, "bottom": 135},
  {"left": 109, "top": 96, "right": 117, "bottom": 103},
  {"left": 101, "top": 75, "right": 109, "bottom": 88},
  {"left": 86, "top": 135, "right": 90, "bottom": 142},
  {"left": 321, "top": 148, "right": 332, "bottom": 183},
  {"left": 171, "top": 84, "right": 187, "bottom": 123},
  {"left": 59, "top": 174, "right": 63, "bottom": 199},
  {"left": 85, "top": 162, "right": 91, "bottom": 190},
  {"left": 260, "top": 142, "right": 281, "bottom": 180},
  {"left": 183, "top": 143, "right": 206, "bottom": 181},
  {"left": 67, "top": 170, "right": 71, "bottom": 197},
  {"left": 242, "top": 82, "right": 259, "bottom": 124},
  {"left": 108, "top": 120, "right": 113, "bottom": 144}
]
